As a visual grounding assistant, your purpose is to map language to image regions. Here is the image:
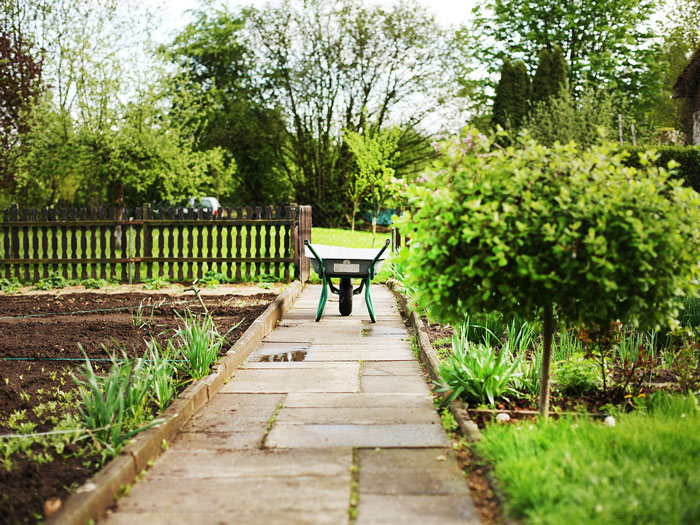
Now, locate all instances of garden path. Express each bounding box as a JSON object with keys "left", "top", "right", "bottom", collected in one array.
[{"left": 100, "top": 285, "right": 480, "bottom": 524}]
